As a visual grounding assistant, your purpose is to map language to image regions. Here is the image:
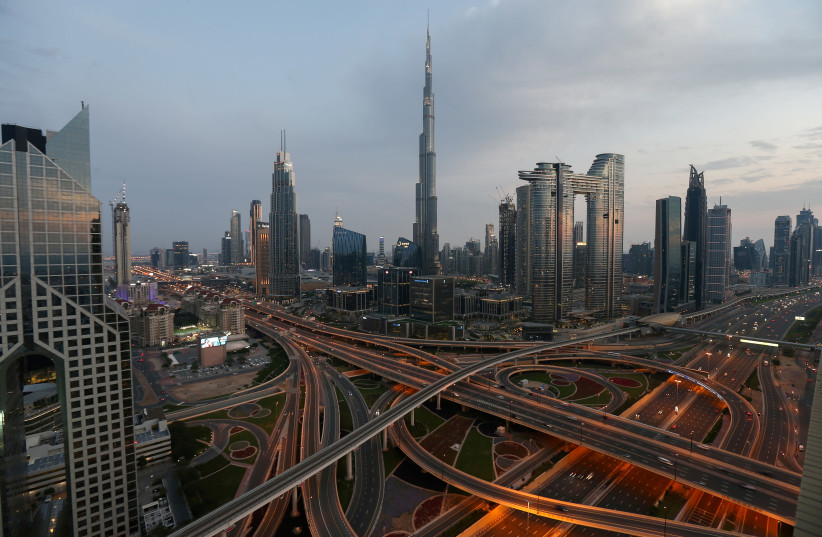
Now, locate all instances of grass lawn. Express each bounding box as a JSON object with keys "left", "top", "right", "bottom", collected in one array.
[
  {"left": 196, "top": 455, "right": 229, "bottom": 476},
  {"left": 185, "top": 463, "right": 246, "bottom": 518},
  {"left": 744, "top": 369, "right": 760, "bottom": 391},
  {"left": 601, "top": 373, "right": 649, "bottom": 397},
  {"left": 383, "top": 446, "right": 405, "bottom": 475},
  {"left": 509, "top": 372, "right": 578, "bottom": 399},
  {"left": 189, "top": 424, "right": 213, "bottom": 443},
  {"left": 356, "top": 382, "right": 390, "bottom": 407},
  {"left": 785, "top": 305, "right": 822, "bottom": 342},
  {"left": 336, "top": 388, "right": 354, "bottom": 432},
  {"left": 650, "top": 487, "right": 688, "bottom": 519},
  {"left": 455, "top": 427, "right": 494, "bottom": 481},
  {"left": 251, "top": 393, "right": 286, "bottom": 433},
  {"left": 188, "top": 409, "right": 229, "bottom": 422},
  {"left": 411, "top": 405, "right": 445, "bottom": 434},
  {"left": 570, "top": 391, "right": 611, "bottom": 406}
]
